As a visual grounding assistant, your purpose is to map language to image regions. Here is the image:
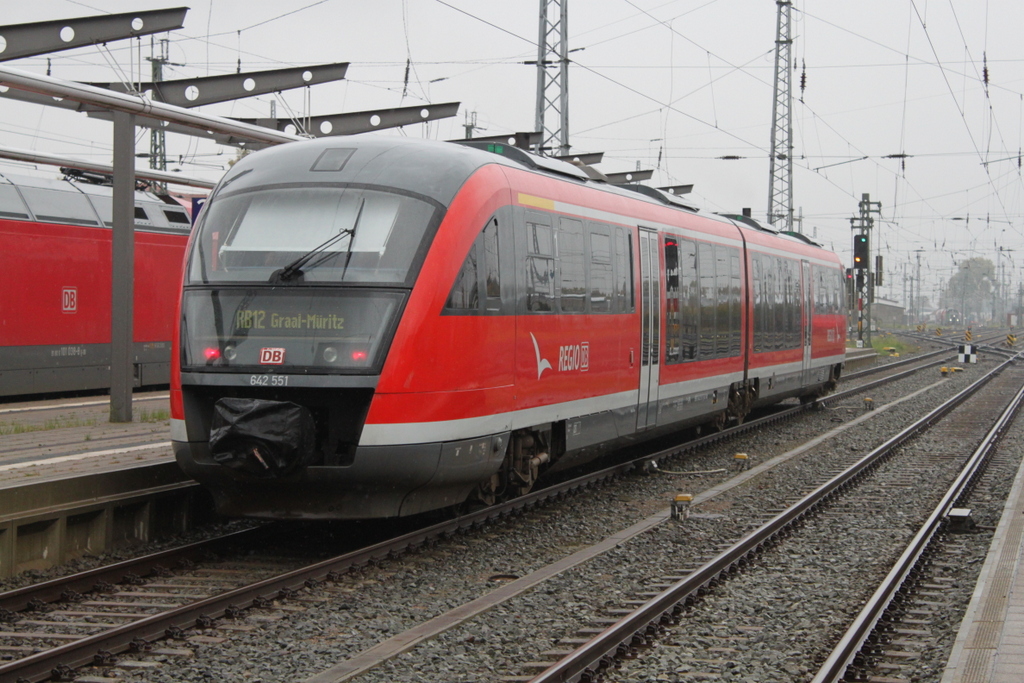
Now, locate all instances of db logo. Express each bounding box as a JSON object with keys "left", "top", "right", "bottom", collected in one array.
[
  {"left": 259, "top": 347, "right": 286, "bottom": 365},
  {"left": 62, "top": 287, "right": 77, "bottom": 313}
]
